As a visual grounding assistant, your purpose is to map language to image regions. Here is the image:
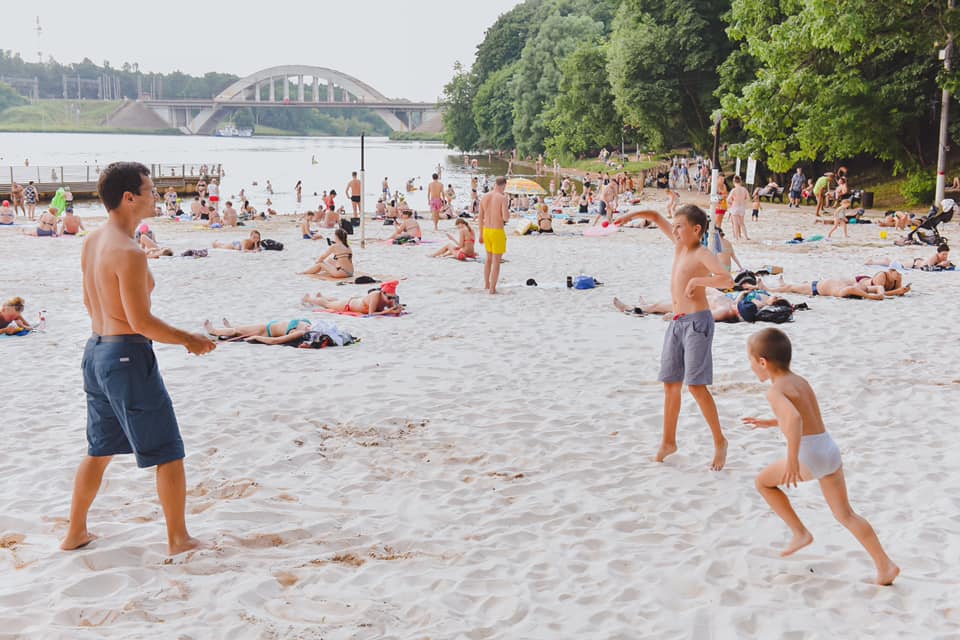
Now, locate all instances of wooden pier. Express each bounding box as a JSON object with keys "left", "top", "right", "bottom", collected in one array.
[{"left": 0, "top": 163, "right": 223, "bottom": 201}]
